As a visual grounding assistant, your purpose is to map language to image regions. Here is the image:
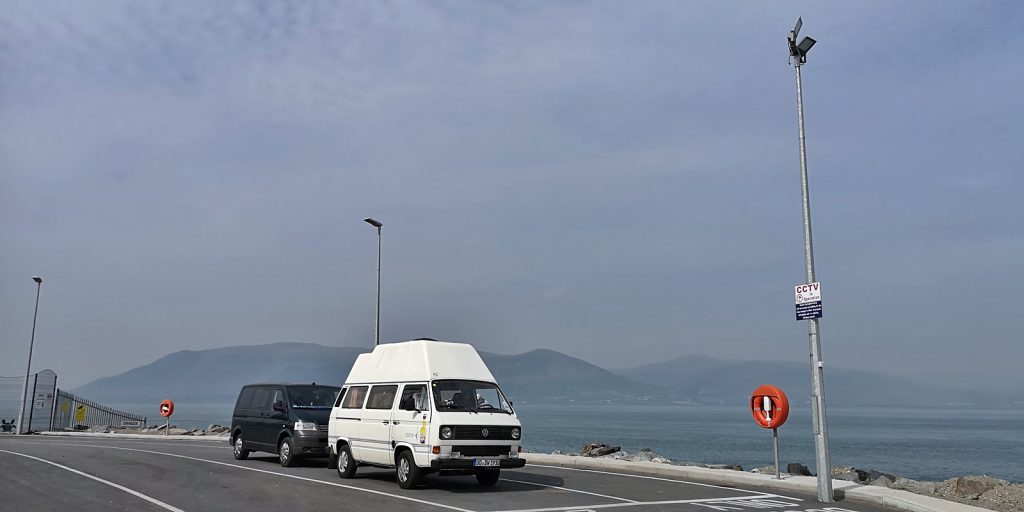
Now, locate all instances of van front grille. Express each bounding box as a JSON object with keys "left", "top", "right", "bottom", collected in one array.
[
  {"left": 451, "top": 425, "right": 518, "bottom": 440},
  {"left": 452, "top": 445, "right": 511, "bottom": 457}
]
